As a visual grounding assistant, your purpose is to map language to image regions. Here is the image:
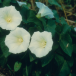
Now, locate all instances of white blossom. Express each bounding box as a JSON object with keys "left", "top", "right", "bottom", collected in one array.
[
  {"left": 29, "top": 31, "right": 53, "bottom": 58},
  {"left": 0, "top": 5, "right": 22, "bottom": 30},
  {"left": 5, "top": 27, "right": 30, "bottom": 54},
  {"left": 36, "top": 2, "right": 54, "bottom": 19},
  {"left": 17, "top": 1, "right": 27, "bottom": 6}
]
